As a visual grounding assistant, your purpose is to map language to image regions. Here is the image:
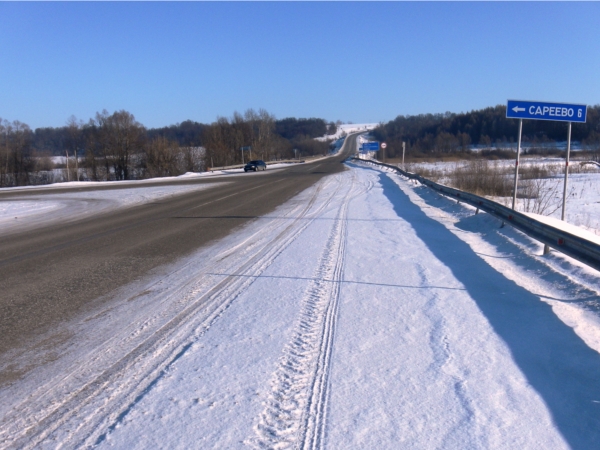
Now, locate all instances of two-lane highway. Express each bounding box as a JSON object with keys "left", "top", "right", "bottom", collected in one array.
[{"left": 0, "top": 135, "right": 358, "bottom": 374}]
